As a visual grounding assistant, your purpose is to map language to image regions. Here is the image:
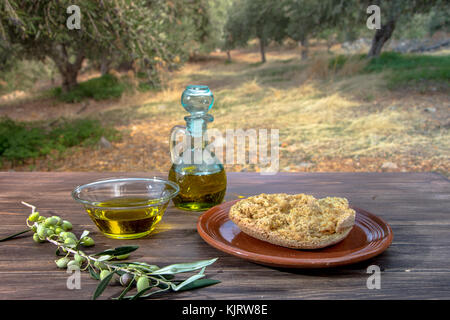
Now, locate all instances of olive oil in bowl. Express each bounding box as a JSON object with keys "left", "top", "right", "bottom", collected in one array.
[
  {"left": 85, "top": 197, "right": 167, "bottom": 239},
  {"left": 72, "top": 178, "right": 180, "bottom": 240}
]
